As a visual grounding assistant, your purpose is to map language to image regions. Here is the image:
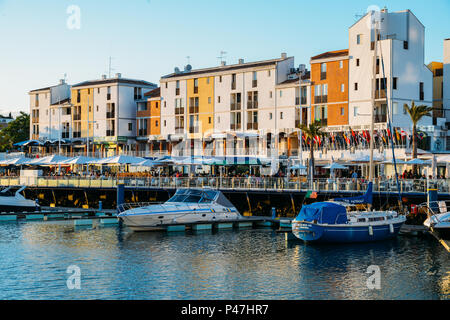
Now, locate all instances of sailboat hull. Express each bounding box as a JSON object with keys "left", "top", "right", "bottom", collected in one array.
[{"left": 292, "top": 220, "right": 405, "bottom": 243}]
